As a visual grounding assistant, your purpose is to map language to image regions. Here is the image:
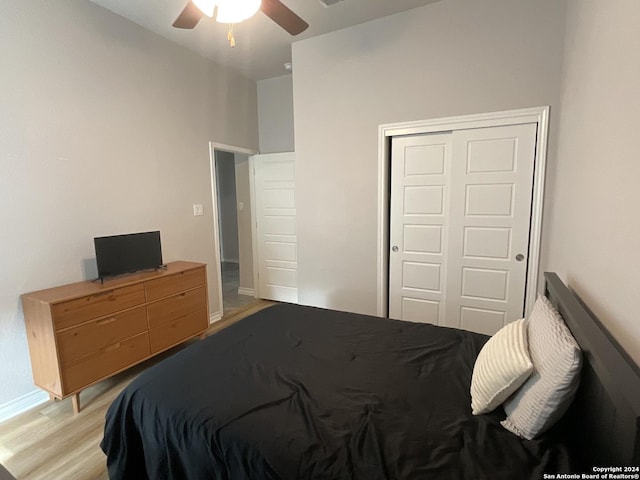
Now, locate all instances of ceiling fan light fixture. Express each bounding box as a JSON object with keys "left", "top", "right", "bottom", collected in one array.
[
  {"left": 192, "top": 0, "right": 216, "bottom": 17},
  {"left": 215, "top": 0, "right": 262, "bottom": 24}
]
